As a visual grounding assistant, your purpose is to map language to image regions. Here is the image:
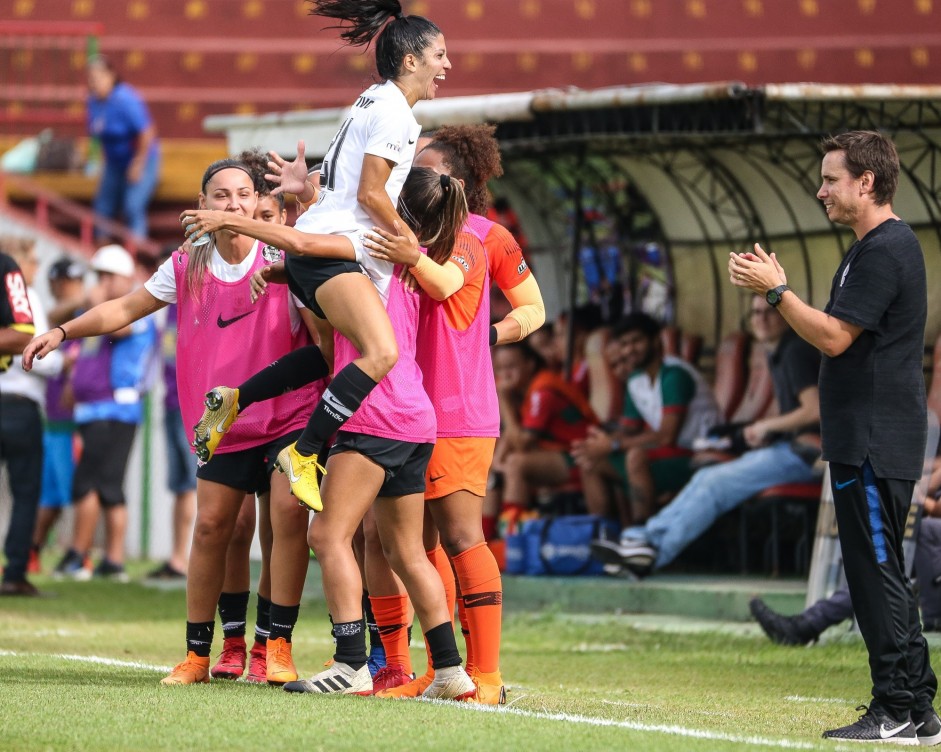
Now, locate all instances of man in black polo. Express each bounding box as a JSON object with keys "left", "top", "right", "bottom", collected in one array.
[{"left": 730, "top": 130, "right": 938, "bottom": 746}]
